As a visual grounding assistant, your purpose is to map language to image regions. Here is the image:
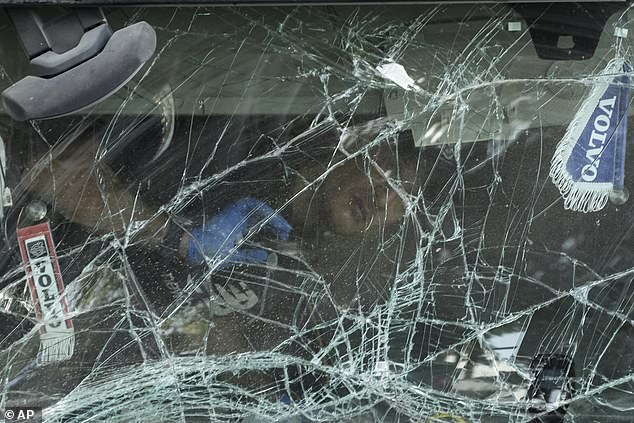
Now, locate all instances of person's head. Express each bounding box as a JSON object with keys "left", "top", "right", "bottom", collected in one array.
[
  {"left": 316, "top": 156, "right": 407, "bottom": 234},
  {"left": 289, "top": 121, "right": 419, "bottom": 237}
]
